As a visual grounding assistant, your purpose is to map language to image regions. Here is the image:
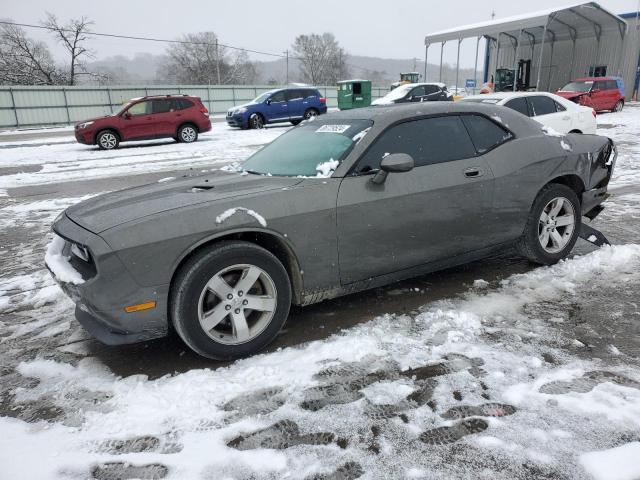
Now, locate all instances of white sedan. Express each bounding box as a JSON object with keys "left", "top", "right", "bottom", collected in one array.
[{"left": 461, "top": 92, "right": 596, "bottom": 134}]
